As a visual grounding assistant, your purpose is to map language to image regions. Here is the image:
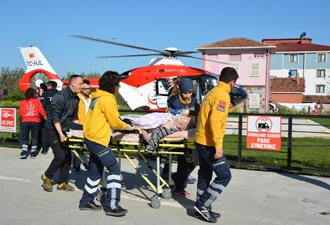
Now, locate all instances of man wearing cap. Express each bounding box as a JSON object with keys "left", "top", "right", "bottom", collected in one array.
[
  {"left": 193, "top": 67, "right": 238, "bottom": 223},
  {"left": 167, "top": 78, "right": 200, "bottom": 197}
]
